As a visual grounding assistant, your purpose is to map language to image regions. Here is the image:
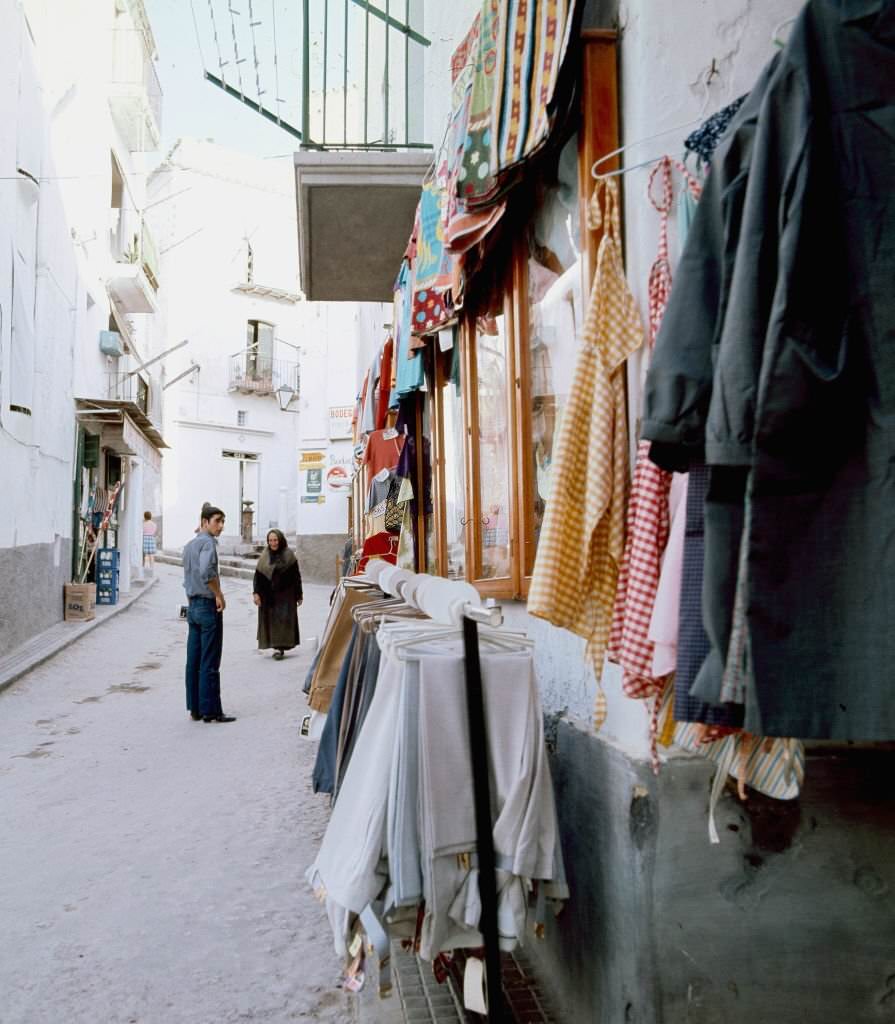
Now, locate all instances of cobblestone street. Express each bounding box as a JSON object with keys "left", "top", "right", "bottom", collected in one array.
[{"left": 0, "top": 566, "right": 358, "bottom": 1024}]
